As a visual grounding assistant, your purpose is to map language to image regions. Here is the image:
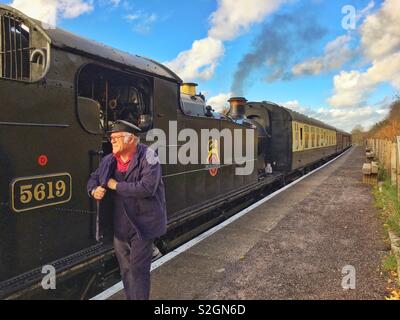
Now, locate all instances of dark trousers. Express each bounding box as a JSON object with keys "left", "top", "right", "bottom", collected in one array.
[{"left": 113, "top": 234, "right": 153, "bottom": 300}]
